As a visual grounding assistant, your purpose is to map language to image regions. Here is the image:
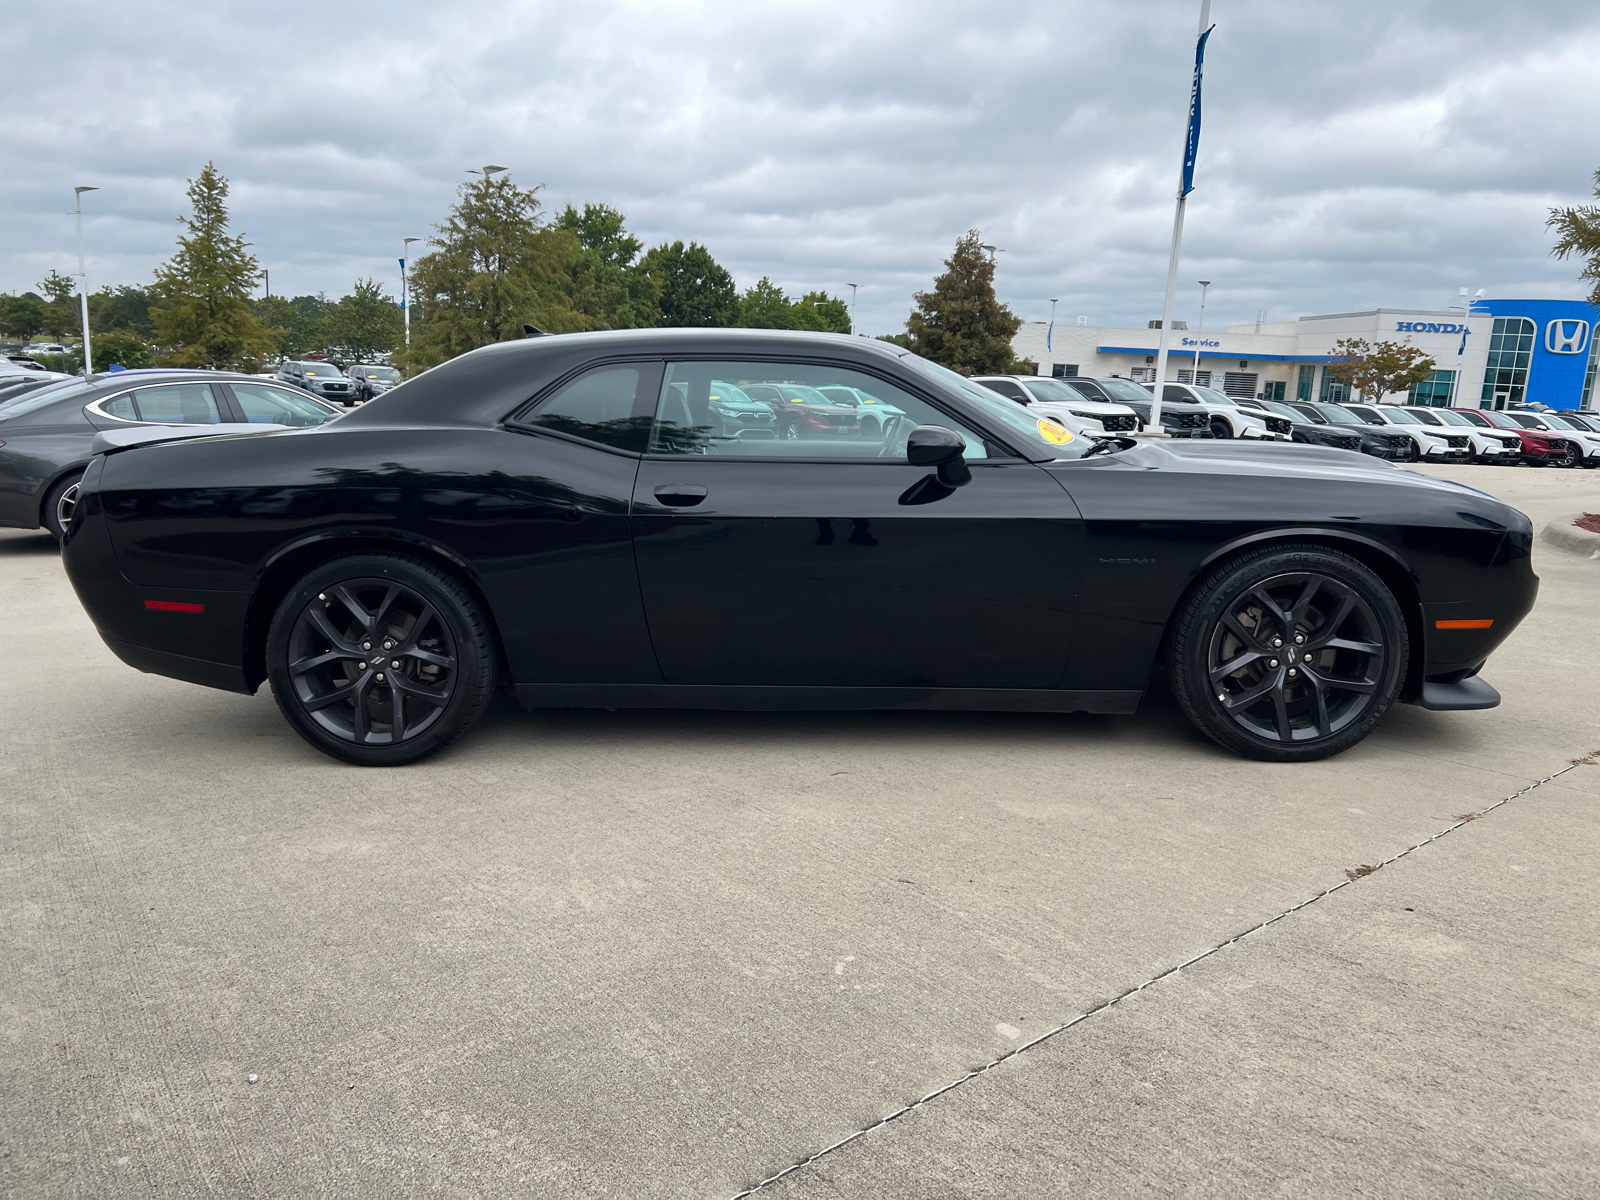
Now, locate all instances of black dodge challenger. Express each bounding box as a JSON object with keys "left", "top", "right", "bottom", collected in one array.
[{"left": 61, "top": 329, "right": 1536, "bottom": 766}]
